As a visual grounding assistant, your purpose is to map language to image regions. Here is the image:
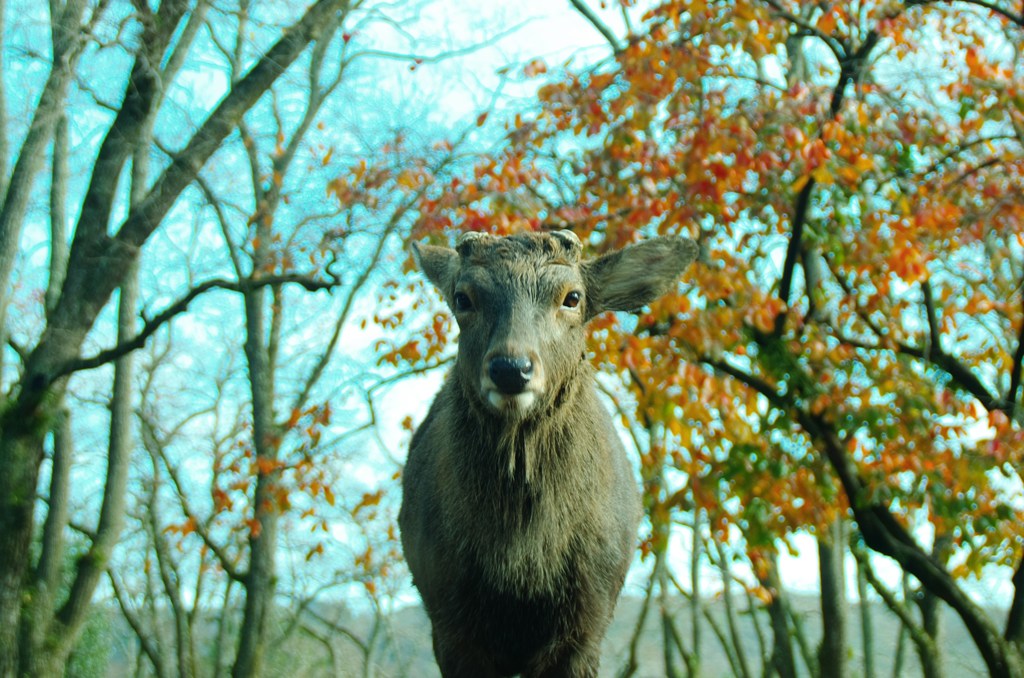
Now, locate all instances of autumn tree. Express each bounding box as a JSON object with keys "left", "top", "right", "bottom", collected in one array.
[{"left": 411, "top": 0, "right": 1024, "bottom": 675}]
